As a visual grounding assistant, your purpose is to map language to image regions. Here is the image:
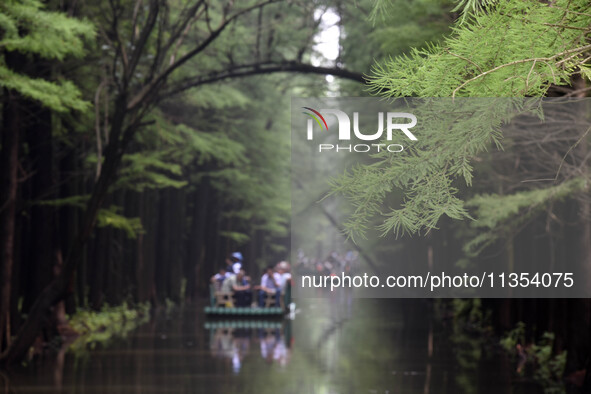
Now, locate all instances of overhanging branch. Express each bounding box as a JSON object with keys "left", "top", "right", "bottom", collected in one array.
[{"left": 160, "top": 61, "right": 366, "bottom": 100}]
